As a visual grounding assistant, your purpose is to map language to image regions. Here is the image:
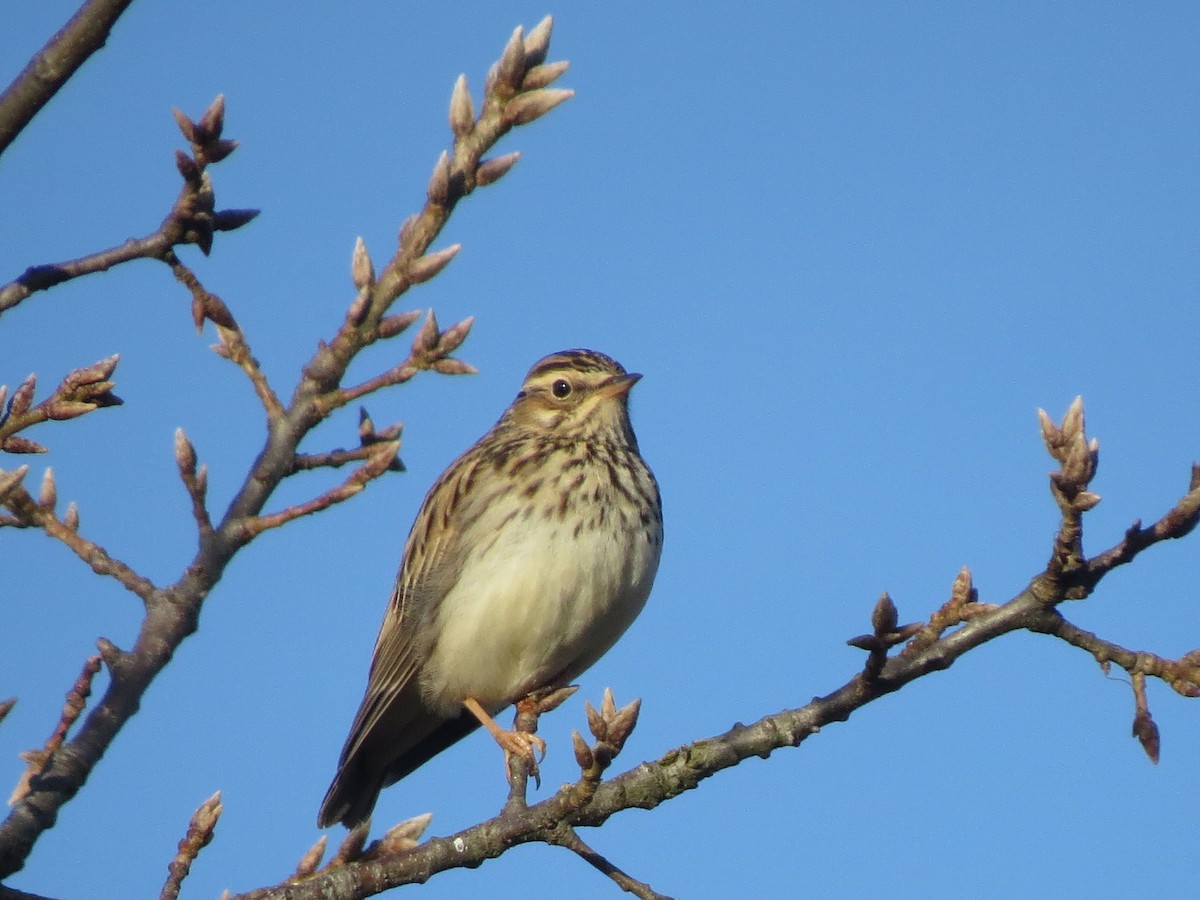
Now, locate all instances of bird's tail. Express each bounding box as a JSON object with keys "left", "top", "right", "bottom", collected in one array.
[{"left": 317, "top": 757, "right": 385, "bottom": 829}]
